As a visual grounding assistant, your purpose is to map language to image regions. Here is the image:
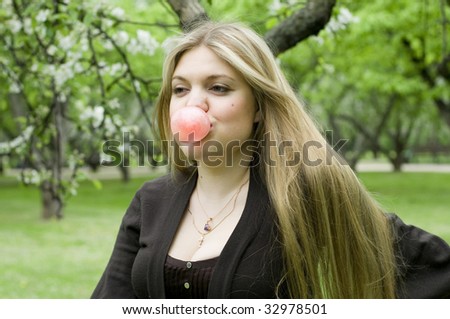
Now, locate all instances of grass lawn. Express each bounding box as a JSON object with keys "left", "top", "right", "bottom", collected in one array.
[
  {"left": 358, "top": 172, "right": 450, "bottom": 243},
  {"left": 0, "top": 171, "right": 449, "bottom": 298}
]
